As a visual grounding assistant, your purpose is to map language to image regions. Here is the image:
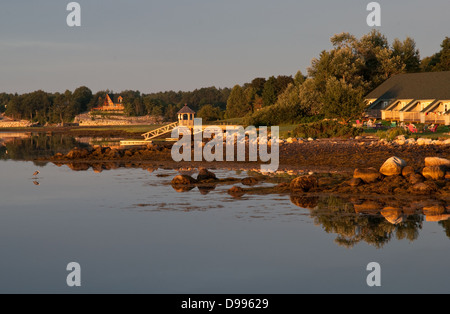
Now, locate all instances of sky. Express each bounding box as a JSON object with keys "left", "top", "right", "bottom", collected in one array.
[{"left": 0, "top": 0, "right": 449, "bottom": 94}]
